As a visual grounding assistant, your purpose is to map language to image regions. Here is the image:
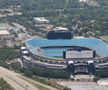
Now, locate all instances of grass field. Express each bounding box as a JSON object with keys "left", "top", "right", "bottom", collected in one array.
[{"left": 0, "top": 78, "right": 15, "bottom": 90}]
